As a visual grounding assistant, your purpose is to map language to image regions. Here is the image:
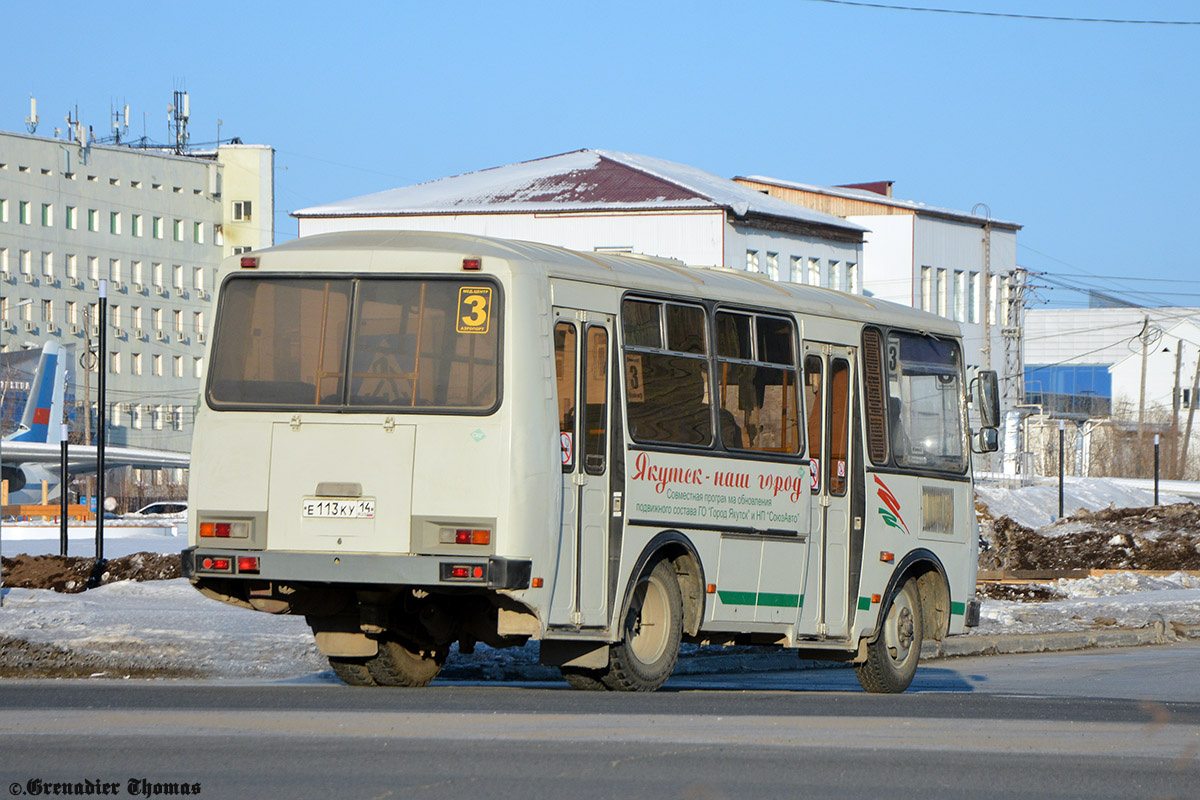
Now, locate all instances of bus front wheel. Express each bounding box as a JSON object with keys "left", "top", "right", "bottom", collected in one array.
[
  {"left": 855, "top": 578, "right": 923, "bottom": 694},
  {"left": 328, "top": 656, "right": 376, "bottom": 687},
  {"left": 601, "top": 559, "right": 683, "bottom": 692}
]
